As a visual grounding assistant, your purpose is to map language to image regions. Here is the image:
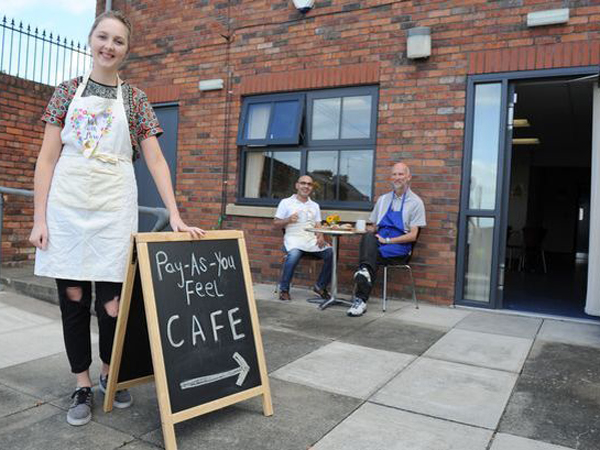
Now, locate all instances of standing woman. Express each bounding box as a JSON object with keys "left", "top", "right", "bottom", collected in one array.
[{"left": 29, "top": 10, "right": 204, "bottom": 426}]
